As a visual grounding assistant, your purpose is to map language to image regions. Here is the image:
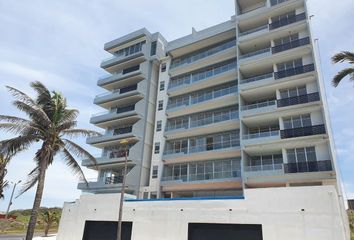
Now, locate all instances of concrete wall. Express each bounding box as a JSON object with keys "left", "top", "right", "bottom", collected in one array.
[{"left": 57, "top": 185, "right": 350, "bottom": 240}]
